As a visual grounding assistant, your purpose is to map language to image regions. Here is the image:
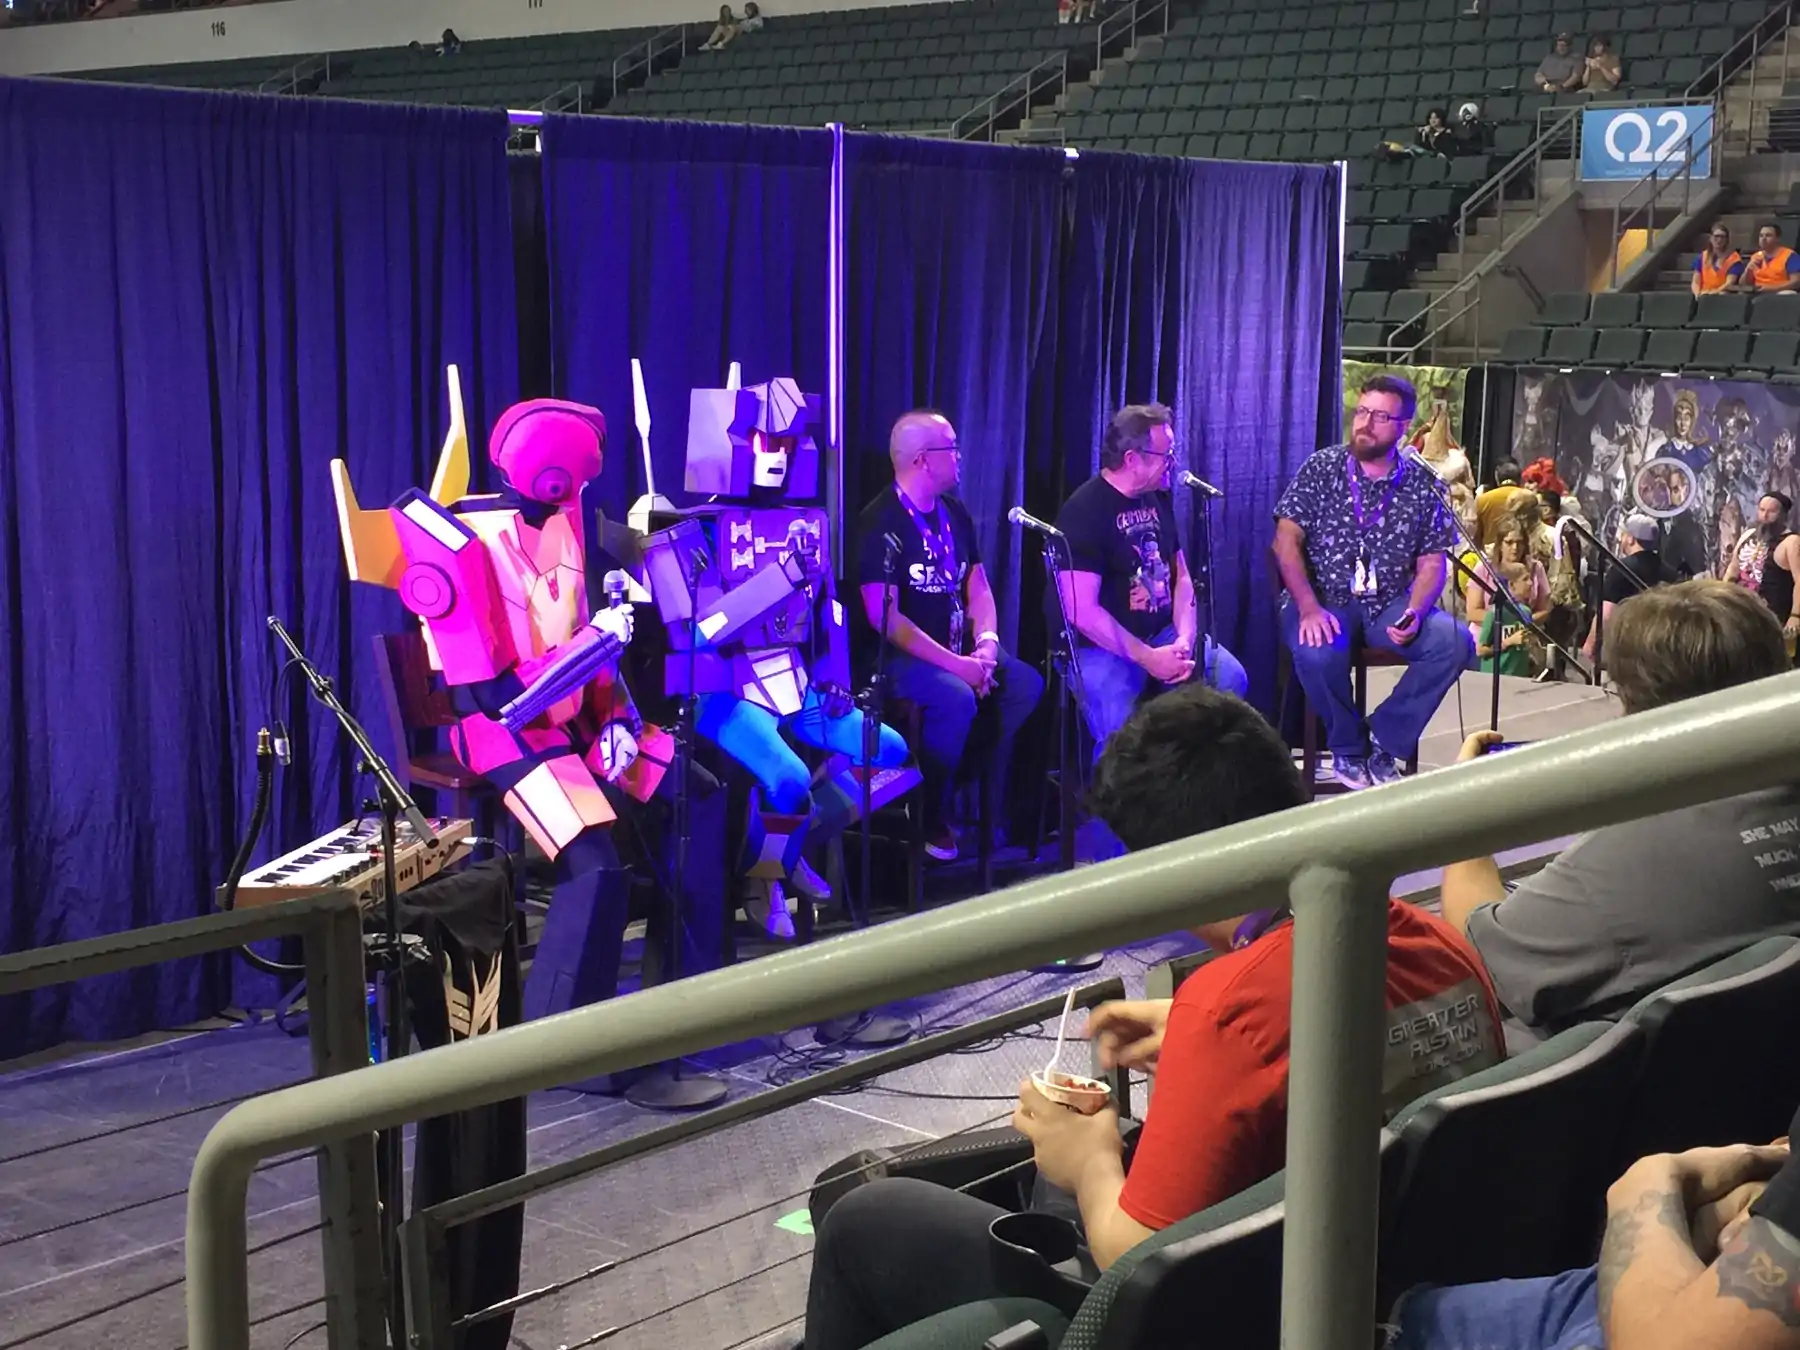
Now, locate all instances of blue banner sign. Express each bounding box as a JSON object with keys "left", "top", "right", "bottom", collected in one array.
[{"left": 1580, "top": 104, "right": 1715, "bottom": 181}]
